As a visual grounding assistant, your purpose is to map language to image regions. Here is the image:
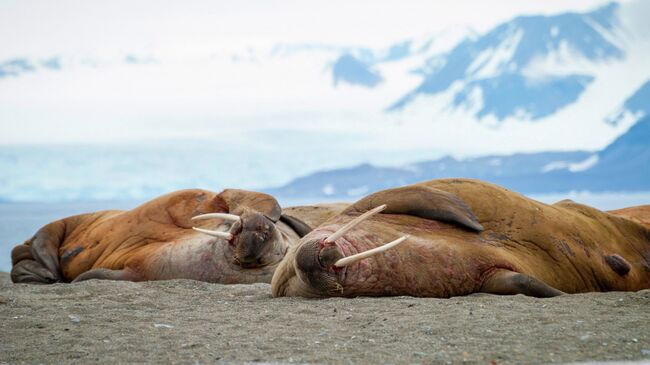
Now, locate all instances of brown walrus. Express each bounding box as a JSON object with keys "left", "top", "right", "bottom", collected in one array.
[
  {"left": 272, "top": 179, "right": 650, "bottom": 298},
  {"left": 11, "top": 188, "right": 346, "bottom": 285}
]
